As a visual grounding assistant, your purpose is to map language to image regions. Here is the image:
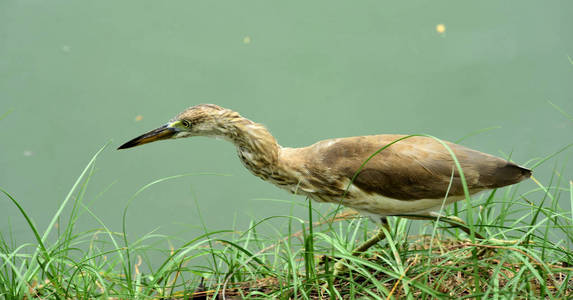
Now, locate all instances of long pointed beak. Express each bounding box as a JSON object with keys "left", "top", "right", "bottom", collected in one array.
[{"left": 117, "top": 124, "right": 177, "bottom": 150}]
